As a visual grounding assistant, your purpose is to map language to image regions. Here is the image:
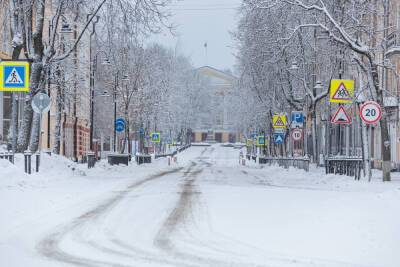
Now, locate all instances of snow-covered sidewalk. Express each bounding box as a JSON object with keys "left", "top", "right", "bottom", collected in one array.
[{"left": 0, "top": 150, "right": 196, "bottom": 266}]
